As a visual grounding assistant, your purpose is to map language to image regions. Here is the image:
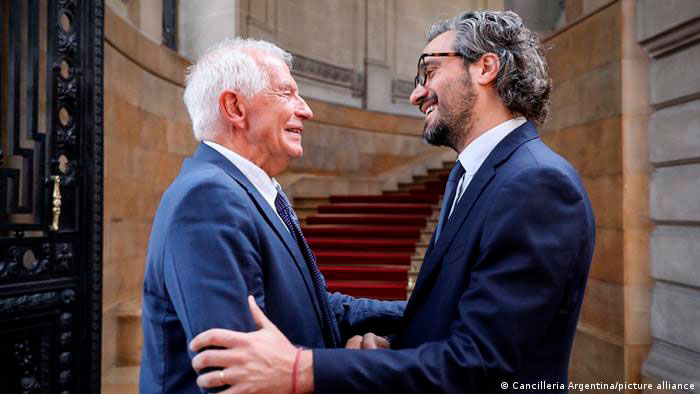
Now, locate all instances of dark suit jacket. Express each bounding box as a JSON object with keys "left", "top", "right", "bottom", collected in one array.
[
  {"left": 139, "top": 143, "right": 405, "bottom": 394},
  {"left": 314, "top": 122, "right": 596, "bottom": 393}
]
